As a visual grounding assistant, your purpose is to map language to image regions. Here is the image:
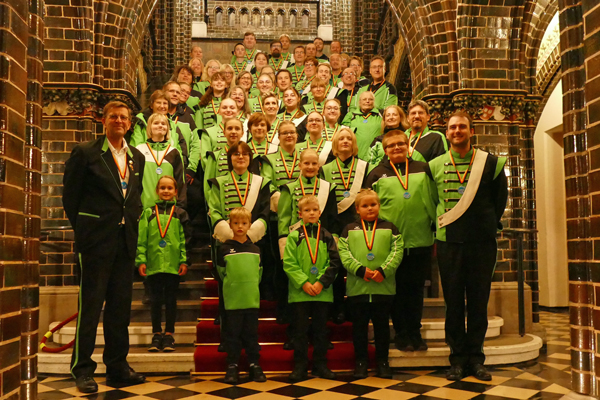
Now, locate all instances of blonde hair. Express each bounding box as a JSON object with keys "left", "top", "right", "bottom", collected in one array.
[
  {"left": 146, "top": 113, "right": 171, "bottom": 141},
  {"left": 331, "top": 128, "right": 358, "bottom": 157},
  {"left": 300, "top": 148, "right": 319, "bottom": 162},
  {"left": 355, "top": 189, "right": 380, "bottom": 208},
  {"left": 298, "top": 195, "right": 319, "bottom": 211},
  {"left": 382, "top": 105, "right": 410, "bottom": 131},
  {"left": 155, "top": 175, "right": 178, "bottom": 193},
  {"left": 229, "top": 207, "right": 252, "bottom": 223}
]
